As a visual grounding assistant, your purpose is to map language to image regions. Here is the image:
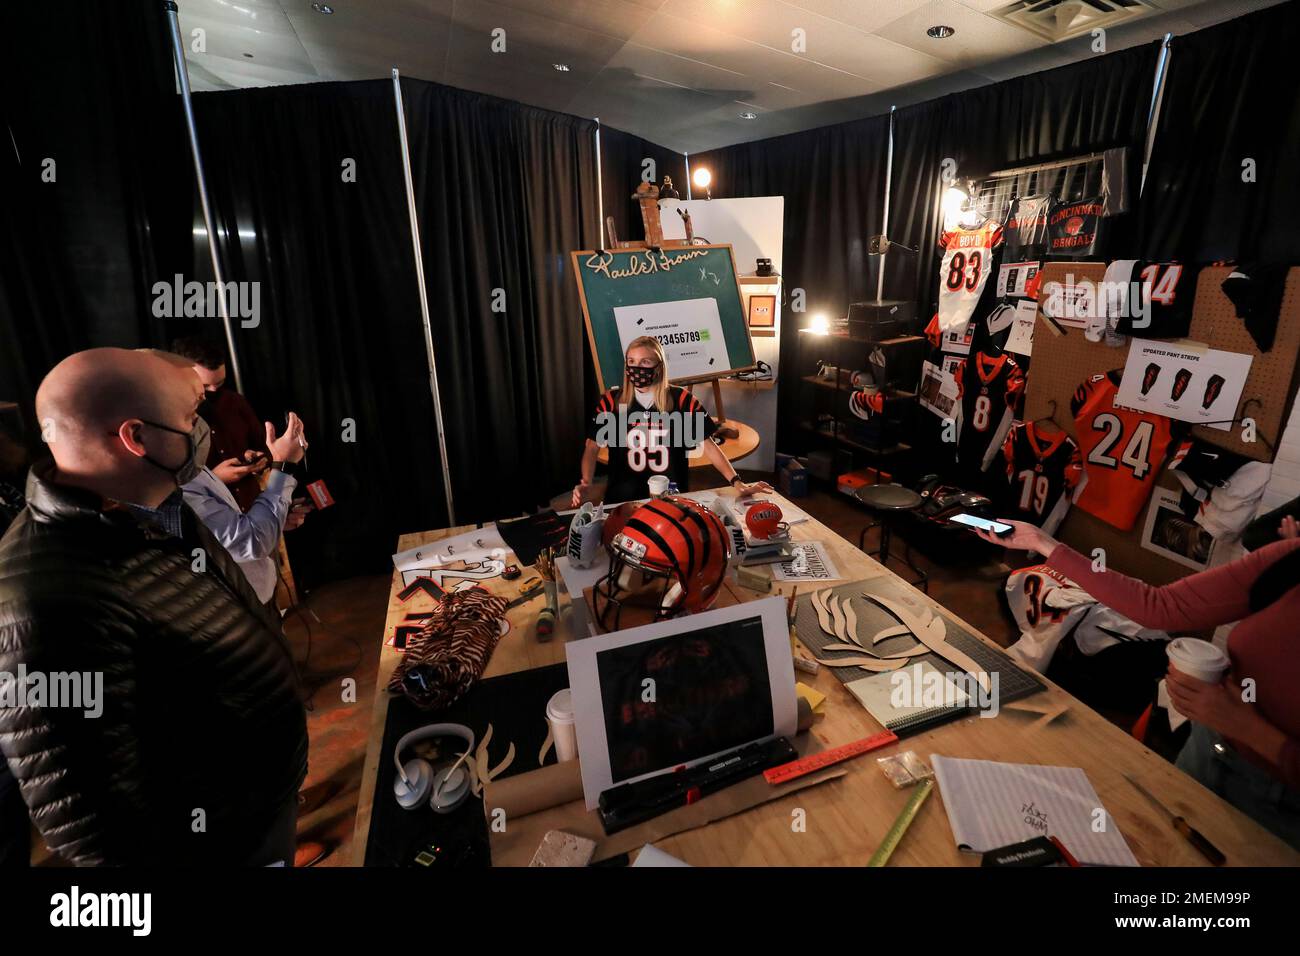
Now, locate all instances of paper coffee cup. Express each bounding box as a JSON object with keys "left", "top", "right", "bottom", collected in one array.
[
  {"left": 546, "top": 689, "right": 578, "bottom": 763},
  {"left": 1166, "top": 637, "right": 1230, "bottom": 684},
  {"left": 647, "top": 475, "right": 669, "bottom": 497}
]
